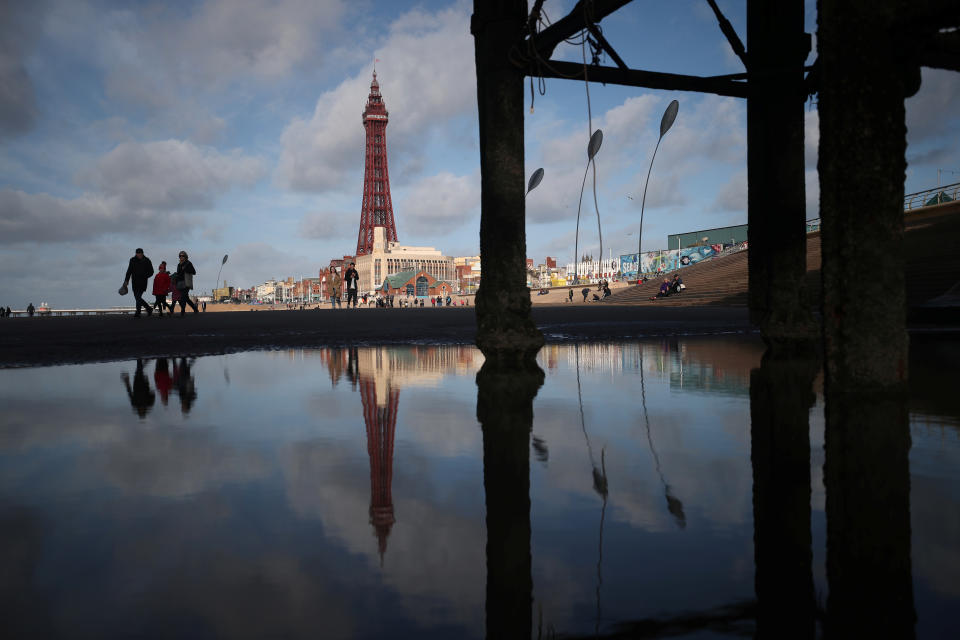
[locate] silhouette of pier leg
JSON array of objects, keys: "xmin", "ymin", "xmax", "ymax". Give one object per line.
[
  {"xmin": 746, "ymin": 0, "xmax": 817, "ymax": 356},
  {"xmin": 824, "ymin": 389, "xmax": 915, "ymax": 638},
  {"xmin": 471, "ymin": 0, "xmax": 544, "ymax": 367},
  {"xmin": 750, "ymin": 351, "xmax": 818, "ymax": 638},
  {"xmin": 818, "ymin": 0, "xmax": 916, "ymax": 391},
  {"xmin": 476, "ymin": 359, "xmax": 544, "ymax": 640}
]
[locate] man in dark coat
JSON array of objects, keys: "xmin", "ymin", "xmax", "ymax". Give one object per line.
[
  {"xmin": 343, "ymin": 262, "xmax": 360, "ymax": 308},
  {"xmin": 124, "ymin": 248, "xmax": 155, "ymax": 317}
]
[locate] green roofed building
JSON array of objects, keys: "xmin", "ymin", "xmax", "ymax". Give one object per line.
[{"xmin": 379, "ymin": 269, "xmax": 457, "ymax": 298}]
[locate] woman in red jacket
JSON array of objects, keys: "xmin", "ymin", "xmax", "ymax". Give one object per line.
[{"xmin": 152, "ymin": 261, "xmax": 173, "ymax": 316}]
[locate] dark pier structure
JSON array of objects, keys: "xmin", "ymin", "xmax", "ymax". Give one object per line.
[
  {"xmin": 470, "ymin": 0, "xmax": 960, "ymax": 381},
  {"xmin": 470, "ymin": 2, "xmax": 958, "ymax": 637}
]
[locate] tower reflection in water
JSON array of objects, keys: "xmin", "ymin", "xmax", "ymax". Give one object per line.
[{"xmin": 310, "ymin": 340, "xmax": 920, "ymax": 637}]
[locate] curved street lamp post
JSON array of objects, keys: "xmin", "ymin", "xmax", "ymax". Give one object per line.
[{"xmin": 637, "ymin": 100, "xmax": 679, "ymax": 276}]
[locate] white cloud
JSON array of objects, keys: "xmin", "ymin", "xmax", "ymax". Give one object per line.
[
  {"xmin": 80, "ymin": 140, "xmax": 265, "ymax": 211},
  {"xmin": 396, "ymin": 171, "xmax": 480, "ymax": 235},
  {"xmin": 299, "ymin": 210, "xmax": 356, "ymax": 241},
  {"xmin": 713, "ymin": 170, "xmax": 746, "ymax": 212},
  {"xmin": 0, "ymin": 0, "xmax": 41, "ymax": 138},
  {"xmin": 275, "ymin": 3, "xmax": 476, "ymax": 192},
  {"xmin": 0, "ymin": 189, "xmax": 156, "ymax": 244}
]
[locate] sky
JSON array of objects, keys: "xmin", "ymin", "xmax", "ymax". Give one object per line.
[{"xmin": 2, "ymin": 0, "xmax": 958, "ymax": 308}]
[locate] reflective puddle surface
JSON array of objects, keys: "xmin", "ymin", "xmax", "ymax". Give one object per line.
[{"xmin": 1, "ymin": 337, "xmax": 958, "ymax": 638}]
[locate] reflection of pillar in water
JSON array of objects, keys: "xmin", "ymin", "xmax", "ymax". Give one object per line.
[
  {"xmin": 360, "ymin": 377, "xmax": 398, "ymax": 564},
  {"xmin": 476, "ymin": 361, "xmax": 543, "ymax": 640},
  {"xmin": 824, "ymin": 391, "xmax": 915, "ymax": 638},
  {"xmin": 749, "ymin": 353, "xmax": 817, "ymax": 638}
]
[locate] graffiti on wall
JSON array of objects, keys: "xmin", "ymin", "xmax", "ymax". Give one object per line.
[{"xmin": 620, "ymin": 243, "xmax": 743, "ymax": 278}]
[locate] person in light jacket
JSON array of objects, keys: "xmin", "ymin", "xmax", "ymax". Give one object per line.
[
  {"xmin": 327, "ymin": 269, "xmax": 342, "ymax": 309},
  {"xmin": 174, "ymin": 251, "xmax": 199, "ymax": 316}
]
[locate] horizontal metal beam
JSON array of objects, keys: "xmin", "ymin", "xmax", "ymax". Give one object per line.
[
  {"xmin": 528, "ymin": 0, "xmax": 634, "ymax": 60},
  {"xmin": 529, "ymin": 59, "xmax": 749, "ymax": 98}
]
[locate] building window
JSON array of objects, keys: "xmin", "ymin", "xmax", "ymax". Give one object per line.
[
  {"xmin": 406, "ymin": 284, "xmax": 414, "ymax": 296},
  {"xmin": 416, "ymin": 276, "xmax": 429, "ymax": 297}
]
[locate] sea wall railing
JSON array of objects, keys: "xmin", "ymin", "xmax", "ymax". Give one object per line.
[{"xmin": 904, "ymin": 181, "xmax": 959, "ymax": 211}]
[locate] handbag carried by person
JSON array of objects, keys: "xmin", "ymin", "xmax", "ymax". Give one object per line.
[{"xmin": 178, "ymin": 273, "xmax": 194, "ymax": 289}]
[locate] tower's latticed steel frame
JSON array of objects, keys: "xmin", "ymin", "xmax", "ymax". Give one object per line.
[
  {"xmin": 356, "ymin": 72, "xmax": 398, "ymax": 256},
  {"xmin": 360, "ymin": 377, "xmax": 398, "ymax": 561}
]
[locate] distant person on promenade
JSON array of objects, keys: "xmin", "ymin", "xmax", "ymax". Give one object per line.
[
  {"xmin": 568, "ymin": 289, "xmax": 574, "ymax": 303},
  {"xmin": 27, "ymin": 302, "xmax": 35, "ymax": 317},
  {"xmin": 174, "ymin": 250, "xmax": 200, "ymax": 316},
  {"xmin": 343, "ymin": 262, "xmax": 360, "ymax": 308},
  {"xmin": 327, "ymin": 268, "xmax": 342, "ymax": 309},
  {"xmin": 123, "ymin": 247, "xmax": 155, "ymax": 318},
  {"xmin": 6, "ymin": 306, "xmax": 12, "ymax": 317},
  {"xmin": 152, "ymin": 261, "xmax": 172, "ymax": 317},
  {"xmin": 581, "ymin": 287, "xmax": 589, "ymax": 302}
]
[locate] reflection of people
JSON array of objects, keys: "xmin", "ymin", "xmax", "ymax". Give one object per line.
[
  {"xmin": 121, "ymin": 359, "xmax": 156, "ymax": 418},
  {"xmin": 172, "ymin": 357, "xmax": 197, "ymax": 414},
  {"xmin": 153, "ymin": 358, "xmax": 173, "ymax": 405},
  {"xmin": 123, "ymin": 248, "xmax": 155, "ymax": 318}
]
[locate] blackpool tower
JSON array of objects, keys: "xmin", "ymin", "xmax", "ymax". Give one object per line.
[{"xmin": 356, "ymin": 71, "xmax": 398, "ymax": 256}]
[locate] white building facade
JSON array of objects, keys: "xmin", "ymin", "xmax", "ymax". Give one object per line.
[{"xmin": 355, "ymin": 227, "xmax": 454, "ymax": 294}]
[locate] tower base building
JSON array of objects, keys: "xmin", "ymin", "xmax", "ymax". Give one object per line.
[{"xmin": 355, "ymin": 227, "xmax": 454, "ymax": 295}]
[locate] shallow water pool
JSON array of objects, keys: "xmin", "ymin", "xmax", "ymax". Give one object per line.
[{"xmin": 0, "ymin": 336, "xmax": 957, "ymax": 638}]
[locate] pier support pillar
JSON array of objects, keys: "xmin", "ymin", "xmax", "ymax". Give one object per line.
[
  {"xmin": 817, "ymin": 0, "xmax": 914, "ymax": 391},
  {"xmin": 747, "ymin": 0, "xmax": 817, "ymax": 356},
  {"xmin": 471, "ymin": 0, "xmax": 544, "ymax": 368}
]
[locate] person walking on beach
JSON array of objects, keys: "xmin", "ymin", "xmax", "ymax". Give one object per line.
[
  {"xmin": 343, "ymin": 262, "xmax": 360, "ymax": 308},
  {"xmin": 152, "ymin": 261, "xmax": 172, "ymax": 316},
  {"xmin": 327, "ymin": 268, "xmax": 342, "ymax": 309},
  {"xmin": 174, "ymin": 251, "xmax": 199, "ymax": 316},
  {"xmin": 581, "ymin": 287, "xmax": 589, "ymax": 302},
  {"xmin": 568, "ymin": 289, "xmax": 574, "ymax": 303},
  {"xmin": 27, "ymin": 302, "xmax": 35, "ymax": 317},
  {"xmin": 123, "ymin": 248, "xmax": 154, "ymax": 318}
]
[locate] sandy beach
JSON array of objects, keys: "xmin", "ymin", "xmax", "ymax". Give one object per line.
[{"xmin": 0, "ymin": 304, "xmax": 752, "ymax": 368}]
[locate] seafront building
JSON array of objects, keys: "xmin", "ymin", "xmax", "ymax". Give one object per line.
[{"xmin": 355, "ymin": 227, "xmax": 455, "ymax": 295}]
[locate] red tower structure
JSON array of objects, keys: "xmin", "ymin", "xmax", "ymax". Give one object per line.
[
  {"xmin": 360, "ymin": 376, "xmax": 398, "ymax": 563},
  {"xmin": 356, "ymin": 71, "xmax": 398, "ymax": 256}
]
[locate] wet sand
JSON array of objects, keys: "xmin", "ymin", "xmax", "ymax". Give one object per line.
[{"xmin": 0, "ymin": 305, "xmax": 752, "ymax": 368}]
